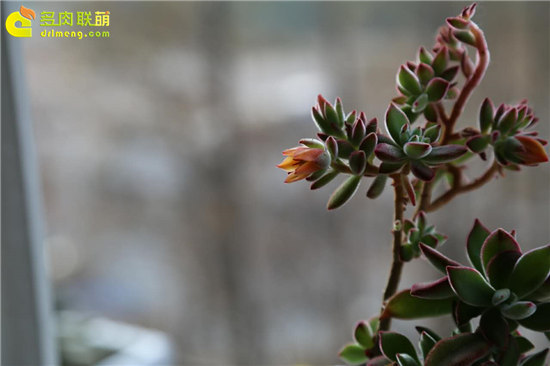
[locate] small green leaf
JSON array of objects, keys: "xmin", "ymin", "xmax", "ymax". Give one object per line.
[
  {"xmin": 382, "ymin": 289, "xmax": 453, "ymax": 320},
  {"xmin": 497, "ymin": 107, "xmax": 518, "ymax": 135},
  {"xmin": 481, "ymin": 229, "xmax": 521, "ymax": 274},
  {"xmin": 359, "ymin": 132, "xmax": 377, "ymax": 157},
  {"xmin": 426, "ymin": 77, "xmax": 450, "ymax": 102},
  {"xmin": 424, "ymin": 333, "xmax": 490, "ymax": 366},
  {"xmin": 508, "ymin": 244, "xmax": 550, "ymax": 298},
  {"xmin": 411, "ymin": 93, "xmax": 429, "ymax": 113},
  {"xmin": 423, "ymin": 124, "xmax": 441, "ymax": 143},
  {"xmin": 447, "ymin": 266, "xmax": 495, "ymax": 307},
  {"xmin": 379, "ymin": 332, "xmax": 419, "ymax": 363},
  {"xmin": 467, "ymin": 219, "xmax": 490, "ymax": 272},
  {"xmin": 327, "ymin": 175, "xmax": 361, "ymax": 210},
  {"xmin": 410, "ymin": 160, "xmax": 434, "ymax": 181},
  {"xmin": 310, "ymin": 170, "xmax": 339, "ymax": 190},
  {"xmin": 518, "ymin": 303, "xmax": 550, "ymax": 331},
  {"xmin": 479, "ymin": 98, "xmax": 494, "ymax": 133},
  {"xmin": 366, "ymin": 174, "xmax": 387, "ymax": 199},
  {"xmin": 404, "ymin": 142, "xmax": 432, "ymax": 159},
  {"xmin": 492, "ymin": 288, "xmax": 511, "ymax": 306},
  {"xmin": 354, "ymin": 321, "xmax": 374, "ymax": 349},
  {"xmin": 335, "ymin": 97, "xmax": 345, "ymax": 127},
  {"xmin": 385, "ymin": 104, "xmax": 410, "ymax": 144},
  {"xmin": 453, "ymin": 30, "xmax": 476, "ymax": 46},
  {"xmin": 431, "ymin": 47, "xmax": 448, "ymax": 75},
  {"xmin": 520, "ymin": 349, "xmax": 549, "ymax": 366},
  {"xmin": 501, "ymin": 301, "xmax": 537, "ymax": 320},
  {"xmin": 339, "ymin": 343, "xmax": 367, "ymax": 365},
  {"xmin": 418, "ymin": 47, "xmax": 433, "ymax": 64},
  {"xmin": 349, "ymin": 151, "xmax": 367, "ymax": 175},
  {"xmin": 466, "ymin": 135, "xmax": 490, "ymax": 153},
  {"xmin": 416, "ymin": 63, "xmax": 435, "ymax": 85},
  {"xmin": 398, "ymin": 65, "xmax": 423, "ymax": 95}
]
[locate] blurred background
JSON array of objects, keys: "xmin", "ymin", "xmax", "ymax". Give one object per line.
[{"xmin": 14, "ymin": 1, "xmax": 550, "ymax": 364}]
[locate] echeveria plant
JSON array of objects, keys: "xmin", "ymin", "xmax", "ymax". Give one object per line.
[{"xmin": 277, "ymin": 4, "xmax": 549, "ymax": 366}]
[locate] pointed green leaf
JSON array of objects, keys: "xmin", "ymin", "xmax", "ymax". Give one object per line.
[
  {"xmin": 398, "ymin": 65, "xmax": 423, "ymax": 95},
  {"xmin": 327, "ymin": 175, "xmax": 361, "ymax": 210},
  {"xmin": 424, "ymin": 333, "xmax": 491, "ymax": 366},
  {"xmin": 379, "ymin": 332, "xmax": 419, "ymax": 363},
  {"xmin": 419, "ymin": 243, "xmax": 461, "ymax": 274},
  {"xmin": 359, "ymin": 132, "xmax": 378, "ymax": 157},
  {"xmin": 508, "ymin": 244, "xmax": 550, "ymax": 298},
  {"xmin": 339, "ymin": 343, "xmax": 368, "ymax": 365},
  {"xmin": 479, "ymin": 98, "xmax": 494, "ymax": 133},
  {"xmin": 447, "ymin": 266, "xmax": 495, "ymax": 307},
  {"xmin": 417, "ymin": 63, "xmax": 435, "ymax": 85},
  {"xmin": 481, "ymin": 229, "xmax": 521, "ymax": 274},
  {"xmin": 426, "ymin": 77, "xmax": 450, "ymax": 102},
  {"xmin": 385, "ymin": 104, "xmax": 410, "ymax": 144},
  {"xmin": 423, "ymin": 124, "xmax": 441, "ymax": 143},
  {"xmin": 354, "ymin": 321, "xmax": 374, "ymax": 349},
  {"xmin": 382, "ymin": 289, "xmax": 453, "ymax": 320},
  {"xmin": 431, "ymin": 47, "xmax": 448, "ymax": 75},
  {"xmin": 467, "ymin": 219, "xmax": 490, "ymax": 272}
]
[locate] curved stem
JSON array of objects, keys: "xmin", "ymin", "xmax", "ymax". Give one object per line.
[
  {"xmin": 427, "ymin": 161, "xmax": 499, "ymax": 212},
  {"xmin": 443, "ymin": 22, "xmax": 490, "ymax": 144},
  {"xmin": 379, "ymin": 174, "xmax": 405, "ymax": 331}
]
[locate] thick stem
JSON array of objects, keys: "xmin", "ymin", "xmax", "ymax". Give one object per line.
[
  {"xmin": 379, "ymin": 174, "xmax": 405, "ymax": 331},
  {"xmin": 443, "ymin": 22, "xmax": 490, "ymax": 144}
]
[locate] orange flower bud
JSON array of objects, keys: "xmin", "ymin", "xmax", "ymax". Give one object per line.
[{"xmin": 277, "ymin": 146, "xmax": 330, "ymax": 183}]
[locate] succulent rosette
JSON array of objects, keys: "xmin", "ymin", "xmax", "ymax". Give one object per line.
[
  {"xmin": 374, "ymin": 103, "xmax": 467, "ymax": 181},
  {"xmin": 466, "ymin": 99, "xmax": 549, "ymax": 167}
]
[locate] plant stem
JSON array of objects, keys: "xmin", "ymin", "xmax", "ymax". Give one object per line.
[
  {"xmin": 443, "ymin": 21, "xmax": 490, "ymax": 144},
  {"xmin": 379, "ymin": 174, "xmax": 405, "ymax": 331},
  {"xmin": 427, "ymin": 161, "xmax": 499, "ymax": 212}
]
